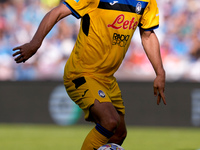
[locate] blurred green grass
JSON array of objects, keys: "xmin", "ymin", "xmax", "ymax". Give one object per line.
[{"xmin": 0, "ymin": 124, "xmax": 200, "ymax": 150}]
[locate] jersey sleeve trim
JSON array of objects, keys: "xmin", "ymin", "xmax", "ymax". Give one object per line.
[
  {"xmin": 63, "ymin": 1, "xmax": 81, "ymax": 19},
  {"xmin": 139, "ymin": 23, "xmax": 159, "ymax": 31}
]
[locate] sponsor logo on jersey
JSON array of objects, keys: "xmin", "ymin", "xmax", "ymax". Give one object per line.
[
  {"xmin": 74, "ymin": 0, "xmax": 79, "ymax": 2},
  {"xmin": 135, "ymin": 2, "xmax": 142, "ymax": 14},
  {"xmin": 98, "ymin": 90, "xmax": 106, "ymax": 98},
  {"xmin": 112, "ymin": 33, "xmax": 130, "ymax": 47},
  {"xmin": 107, "ymin": 14, "xmax": 138, "ymax": 30}
]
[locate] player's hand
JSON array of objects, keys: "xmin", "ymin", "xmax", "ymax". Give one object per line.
[
  {"xmin": 12, "ymin": 42, "xmax": 39, "ymax": 63},
  {"xmin": 153, "ymin": 74, "xmax": 166, "ymax": 105}
]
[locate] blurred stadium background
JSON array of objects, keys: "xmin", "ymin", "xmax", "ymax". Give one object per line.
[
  {"xmin": 0, "ymin": 0, "xmax": 200, "ymax": 81},
  {"xmin": 0, "ymin": 0, "xmax": 200, "ymax": 149}
]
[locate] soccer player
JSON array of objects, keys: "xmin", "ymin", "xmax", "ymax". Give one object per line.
[{"xmin": 13, "ymin": 0, "xmax": 166, "ymax": 149}]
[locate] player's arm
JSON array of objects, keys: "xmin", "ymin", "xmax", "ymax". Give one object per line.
[
  {"xmin": 13, "ymin": 3, "xmax": 72, "ymax": 63},
  {"xmin": 140, "ymin": 28, "xmax": 166, "ymax": 105}
]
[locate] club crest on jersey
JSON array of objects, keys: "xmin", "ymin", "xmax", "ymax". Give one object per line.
[
  {"xmin": 136, "ymin": 2, "xmax": 142, "ymax": 14},
  {"xmin": 98, "ymin": 90, "xmax": 106, "ymax": 98}
]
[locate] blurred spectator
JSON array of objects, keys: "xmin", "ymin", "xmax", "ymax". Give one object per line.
[{"xmin": 0, "ymin": 0, "xmax": 199, "ymax": 81}]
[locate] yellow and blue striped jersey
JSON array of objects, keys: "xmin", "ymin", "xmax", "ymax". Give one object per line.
[{"xmin": 63, "ymin": 0, "xmax": 159, "ymax": 81}]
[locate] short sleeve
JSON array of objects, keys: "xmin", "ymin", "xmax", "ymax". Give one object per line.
[
  {"xmin": 139, "ymin": 0, "xmax": 159, "ymax": 31},
  {"xmin": 63, "ymin": 0, "xmax": 99, "ymax": 19}
]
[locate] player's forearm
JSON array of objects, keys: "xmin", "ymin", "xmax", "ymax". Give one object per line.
[
  {"xmin": 141, "ymin": 30, "xmax": 165, "ymax": 76},
  {"xmin": 30, "ymin": 10, "xmax": 60, "ymax": 48},
  {"xmin": 30, "ymin": 4, "xmax": 71, "ymax": 48}
]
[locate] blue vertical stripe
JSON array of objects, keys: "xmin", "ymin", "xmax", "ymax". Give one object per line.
[{"xmin": 63, "ymin": 2, "xmax": 81, "ymax": 19}]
